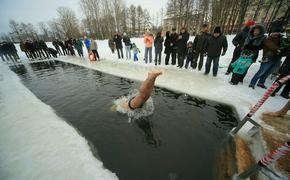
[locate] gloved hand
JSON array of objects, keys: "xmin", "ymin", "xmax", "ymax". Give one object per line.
[{"xmin": 221, "ymin": 51, "xmax": 226, "ymax": 56}]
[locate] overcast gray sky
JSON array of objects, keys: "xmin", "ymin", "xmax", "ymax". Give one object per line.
[{"xmin": 0, "ymin": 0, "xmax": 167, "ymax": 33}]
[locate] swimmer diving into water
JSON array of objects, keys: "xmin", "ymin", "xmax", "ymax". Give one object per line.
[{"xmin": 120, "ymin": 69, "xmax": 162, "ymax": 110}]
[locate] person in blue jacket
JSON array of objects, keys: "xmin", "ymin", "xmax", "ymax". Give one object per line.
[
  {"xmin": 230, "ymin": 47, "xmax": 253, "ymax": 85},
  {"xmin": 84, "ymin": 36, "xmax": 91, "ymax": 51}
]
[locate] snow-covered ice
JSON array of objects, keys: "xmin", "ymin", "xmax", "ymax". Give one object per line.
[
  {"xmin": 0, "ymin": 60, "xmax": 118, "ymax": 179},
  {"xmin": 0, "ymin": 35, "xmax": 288, "ymax": 179}
]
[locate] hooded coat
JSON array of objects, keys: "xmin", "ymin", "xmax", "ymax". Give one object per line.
[
  {"xmin": 243, "ymin": 24, "xmax": 266, "ymax": 60},
  {"xmin": 232, "ymin": 27, "xmax": 250, "ymax": 47}
]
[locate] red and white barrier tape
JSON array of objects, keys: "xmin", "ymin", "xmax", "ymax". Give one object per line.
[
  {"xmin": 259, "ymin": 141, "xmax": 290, "ymax": 167},
  {"xmin": 247, "ymin": 75, "xmax": 290, "ymax": 117}
]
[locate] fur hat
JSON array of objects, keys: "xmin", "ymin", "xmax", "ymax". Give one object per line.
[{"xmin": 213, "ymin": 26, "xmax": 221, "ymax": 33}]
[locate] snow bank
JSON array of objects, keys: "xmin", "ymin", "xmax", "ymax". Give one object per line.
[{"xmin": 0, "ymin": 64, "xmax": 118, "ymax": 180}]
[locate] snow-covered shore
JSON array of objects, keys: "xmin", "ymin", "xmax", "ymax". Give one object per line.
[{"xmin": 0, "ymin": 61, "xmax": 118, "ymax": 179}]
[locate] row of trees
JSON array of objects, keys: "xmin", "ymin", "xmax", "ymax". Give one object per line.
[
  {"xmin": 1, "ymin": 0, "xmax": 155, "ymax": 42},
  {"xmin": 79, "ymin": 0, "xmax": 155, "ymax": 39},
  {"xmin": 1, "ymin": 0, "xmax": 289, "ymax": 42},
  {"xmin": 1, "ymin": 6, "xmax": 80, "ymax": 42},
  {"xmin": 165, "ymin": 0, "xmax": 289, "ymax": 34},
  {"xmin": 1, "ymin": 1, "xmax": 154, "ymax": 42}
]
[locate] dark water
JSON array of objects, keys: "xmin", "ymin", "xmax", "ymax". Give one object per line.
[{"xmin": 10, "ymin": 61, "xmax": 238, "ymax": 180}]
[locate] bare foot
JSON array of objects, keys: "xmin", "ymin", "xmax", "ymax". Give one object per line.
[
  {"xmin": 262, "ymin": 111, "xmax": 285, "ymax": 117},
  {"xmin": 148, "ymin": 69, "xmax": 163, "ymax": 78}
]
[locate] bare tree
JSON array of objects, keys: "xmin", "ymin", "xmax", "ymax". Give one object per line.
[
  {"xmin": 56, "ymin": 6, "xmax": 80, "ymax": 38},
  {"xmin": 38, "ymin": 22, "xmax": 50, "ymax": 41},
  {"xmin": 9, "ymin": 20, "xmax": 22, "ymax": 42},
  {"xmin": 128, "ymin": 5, "xmax": 137, "ymax": 35}
]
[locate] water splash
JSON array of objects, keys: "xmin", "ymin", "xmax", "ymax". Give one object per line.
[{"xmin": 113, "ymin": 89, "xmax": 154, "ymax": 122}]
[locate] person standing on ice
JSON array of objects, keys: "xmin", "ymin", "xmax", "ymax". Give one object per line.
[
  {"xmin": 241, "ymin": 24, "xmax": 266, "ymax": 82},
  {"xmin": 108, "ymin": 38, "xmax": 115, "ymax": 54},
  {"xmin": 154, "ymin": 31, "xmax": 164, "ymax": 66},
  {"xmin": 90, "ymin": 38, "xmax": 100, "ymax": 61},
  {"xmin": 193, "ymin": 24, "xmax": 210, "ymax": 70},
  {"xmin": 131, "ymin": 43, "xmax": 140, "ymax": 62},
  {"xmin": 184, "ymin": 41, "xmax": 195, "ymax": 69},
  {"xmin": 74, "ymin": 39, "xmax": 84, "ymax": 57},
  {"xmin": 204, "ymin": 26, "xmax": 228, "ymax": 77},
  {"xmin": 248, "ymin": 28, "xmax": 283, "ymax": 89},
  {"xmin": 169, "ymin": 28, "xmax": 178, "ymax": 65},
  {"xmin": 84, "ymin": 36, "xmax": 91, "ymax": 52},
  {"xmin": 177, "ymin": 27, "xmax": 190, "ymax": 68},
  {"xmin": 113, "ymin": 33, "xmax": 124, "ymax": 59},
  {"xmin": 164, "ymin": 31, "xmax": 172, "ymax": 65},
  {"xmin": 144, "ymin": 32, "xmax": 154, "ymax": 64},
  {"xmin": 225, "ymin": 20, "xmax": 255, "ymax": 75},
  {"xmin": 271, "ymin": 26, "xmax": 290, "ymax": 99},
  {"xmin": 52, "ymin": 39, "xmax": 63, "ymax": 56},
  {"xmin": 123, "ymin": 33, "xmax": 131, "ymax": 59}
]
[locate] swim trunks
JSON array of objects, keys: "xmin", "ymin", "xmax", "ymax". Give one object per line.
[{"xmin": 128, "ymin": 97, "xmax": 144, "ymax": 110}]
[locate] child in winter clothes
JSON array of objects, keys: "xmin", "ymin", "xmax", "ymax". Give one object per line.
[
  {"xmin": 185, "ymin": 41, "xmax": 195, "ymax": 69},
  {"xmin": 131, "ymin": 43, "xmax": 140, "ymax": 62},
  {"xmin": 230, "ymin": 47, "xmax": 253, "ymax": 85}
]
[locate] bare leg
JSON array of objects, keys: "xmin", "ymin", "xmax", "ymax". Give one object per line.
[
  {"xmin": 263, "ymin": 100, "xmax": 290, "ymax": 117},
  {"xmin": 121, "ymin": 70, "xmax": 162, "ymax": 109}
]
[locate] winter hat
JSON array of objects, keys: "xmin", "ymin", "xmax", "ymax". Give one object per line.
[
  {"xmin": 272, "ymin": 27, "xmax": 282, "ymax": 33},
  {"xmin": 244, "ymin": 20, "xmax": 255, "ymax": 28},
  {"xmin": 213, "ymin": 26, "xmax": 221, "ymax": 33}
]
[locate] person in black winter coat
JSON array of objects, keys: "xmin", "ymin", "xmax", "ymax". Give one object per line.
[
  {"xmin": 39, "ymin": 40, "xmax": 51, "ymax": 58},
  {"xmin": 164, "ymin": 31, "xmax": 172, "ymax": 65},
  {"xmin": 154, "ymin": 32, "xmax": 164, "ymax": 65},
  {"xmin": 204, "ymin": 27, "xmax": 228, "ymax": 77},
  {"xmin": 170, "ymin": 28, "xmax": 178, "ymax": 65},
  {"xmin": 193, "ymin": 24, "xmax": 210, "ymax": 70},
  {"xmin": 67, "ymin": 38, "xmax": 76, "ymax": 56},
  {"xmin": 113, "ymin": 33, "xmax": 123, "ymax": 59},
  {"xmin": 185, "ymin": 41, "xmax": 195, "ymax": 69},
  {"xmin": 52, "ymin": 39, "xmax": 63, "ymax": 55},
  {"xmin": 271, "ymin": 27, "xmax": 290, "ymax": 99},
  {"xmin": 271, "ymin": 51, "xmax": 290, "ymax": 99},
  {"xmin": 225, "ymin": 20, "xmax": 255, "ymax": 75},
  {"xmin": 59, "ymin": 40, "xmax": 67, "ymax": 55},
  {"xmin": 177, "ymin": 27, "xmax": 190, "ymax": 68}
]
